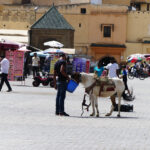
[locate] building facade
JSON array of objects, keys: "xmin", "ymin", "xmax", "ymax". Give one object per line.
[
  {"xmin": 57, "ymin": 4, "xmax": 128, "ymax": 62},
  {"xmin": 125, "ymin": 11, "xmax": 150, "ymax": 59},
  {"xmin": 0, "ymin": 0, "xmax": 150, "ymax": 62},
  {"xmin": 0, "ymin": 0, "xmax": 131, "ymax": 6}
]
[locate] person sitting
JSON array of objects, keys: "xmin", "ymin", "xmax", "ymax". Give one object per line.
[
  {"xmin": 85, "ymin": 61, "xmax": 104, "ymax": 94},
  {"xmin": 94, "ymin": 61, "xmax": 104, "ymax": 79}
]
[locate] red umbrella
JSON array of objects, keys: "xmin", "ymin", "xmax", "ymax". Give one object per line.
[
  {"xmin": 130, "ymin": 57, "xmax": 138, "ymax": 63},
  {"xmin": 146, "ymin": 57, "xmax": 150, "ymax": 60},
  {"xmin": 129, "ymin": 57, "xmax": 142, "ymax": 63}
]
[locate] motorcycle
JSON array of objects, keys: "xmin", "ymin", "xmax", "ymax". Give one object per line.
[{"xmin": 32, "ymin": 72, "xmax": 54, "ymax": 87}]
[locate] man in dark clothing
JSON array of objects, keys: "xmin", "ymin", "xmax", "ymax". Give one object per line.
[{"xmin": 53, "ymin": 54, "xmax": 70, "ymax": 116}]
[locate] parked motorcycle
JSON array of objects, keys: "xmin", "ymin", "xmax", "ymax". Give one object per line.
[
  {"xmin": 32, "ymin": 72, "xmax": 54, "ymax": 87},
  {"xmin": 128, "ymin": 67, "xmax": 149, "ymax": 80}
]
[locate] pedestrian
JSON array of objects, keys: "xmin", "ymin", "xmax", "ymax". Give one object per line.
[
  {"xmin": 44, "ymin": 55, "xmax": 51, "ymax": 72},
  {"xmin": 32, "ymin": 53, "xmax": 40, "ymax": 78},
  {"xmin": 53, "ymin": 53, "xmax": 70, "ymax": 116},
  {"xmin": 143, "ymin": 61, "xmax": 149, "ymax": 73},
  {"xmin": 0, "ymin": 56, "xmax": 12, "ymax": 92},
  {"xmin": 121, "ymin": 65, "xmax": 131, "ymax": 96},
  {"xmin": 105, "ymin": 58, "xmax": 119, "ymax": 78}
]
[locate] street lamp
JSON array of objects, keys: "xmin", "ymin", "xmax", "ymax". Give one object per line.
[{"xmin": 34, "ymin": 6, "xmax": 39, "ymax": 22}]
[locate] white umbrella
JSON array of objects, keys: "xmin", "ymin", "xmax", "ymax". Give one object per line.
[
  {"xmin": 30, "ymin": 51, "xmax": 50, "ymax": 57},
  {"xmin": 17, "ymin": 46, "xmax": 31, "ymax": 52},
  {"xmin": 44, "ymin": 41, "xmax": 64, "ymax": 48},
  {"xmin": 44, "ymin": 48, "xmax": 64, "ymax": 54}
]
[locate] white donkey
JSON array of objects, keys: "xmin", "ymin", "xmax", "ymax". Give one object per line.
[{"xmin": 72, "ymin": 72, "xmax": 125, "ymax": 117}]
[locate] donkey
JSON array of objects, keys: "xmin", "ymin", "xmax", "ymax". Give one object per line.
[{"xmin": 71, "ymin": 72, "xmax": 125, "ymax": 117}]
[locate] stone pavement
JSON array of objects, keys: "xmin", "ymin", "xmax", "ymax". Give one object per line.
[{"xmin": 0, "ymin": 77, "xmax": 150, "ymax": 150}]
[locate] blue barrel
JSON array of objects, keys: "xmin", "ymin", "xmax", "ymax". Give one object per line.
[{"xmin": 67, "ymin": 79, "xmax": 78, "ymax": 93}]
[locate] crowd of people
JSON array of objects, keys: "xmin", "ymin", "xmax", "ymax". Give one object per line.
[{"xmin": 129, "ymin": 61, "xmax": 150, "ymax": 77}]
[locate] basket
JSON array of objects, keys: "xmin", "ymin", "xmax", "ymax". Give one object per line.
[{"xmin": 67, "ymin": 79, "xmax": 78, "ymax": 93}]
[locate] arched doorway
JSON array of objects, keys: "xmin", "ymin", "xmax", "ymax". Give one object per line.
[{"xmin": 98, "ymin": 56, "xmax": 117, "ymax": 66}]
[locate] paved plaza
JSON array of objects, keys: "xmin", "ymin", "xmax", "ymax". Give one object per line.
[{"xmin": 0, "ymin": 77, "xmax": 150, "ymax": 150}]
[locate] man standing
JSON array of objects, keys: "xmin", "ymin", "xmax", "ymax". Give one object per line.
[
  {"xmin": 53, "ymin": 54, "xmax": 70, "ymax": 116},
  {"xmin": 32, "ymin": 53, "xmax": 40, "ymax": 78},
  {"xmin": 106, "ymin": 59, "xmax": 119, "ymax": 78},
  {"xmin": 0, "ymin": 56, "xmax": 12, "ymax": 92}
]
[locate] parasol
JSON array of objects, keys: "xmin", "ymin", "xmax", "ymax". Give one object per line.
[
  {"xmin": 30, "ymin": 51, "xmax": 50, "ymax": 57},
  {"xmin": 43, "ymin": 48, "xmax": 63, "ymax": 54},
  {"xmin": 17, "ymin": 46, "xmax": 31, "ymax": 52},
  {"xmin": 44, "ymin": 41, "xmax": 64, "ymax": 48}
]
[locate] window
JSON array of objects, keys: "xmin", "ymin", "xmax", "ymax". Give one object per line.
[
  {"xmin": 100, "ymin": 24, "xmax": 114, "ymax": 38},
  {"xmin": 79, "ymin": 23, "xmax": 81, "ymax": 28},
  {"xmin": 22, "ymin": 0, "xmax": 31, "ymax": 4},
  {"xmin": 103, "ymin": 26, "xmax": 111, "ymax": 38},
  {"xmin": 81, "ymin": 8, "xmax": 86, "ymax": 14}
]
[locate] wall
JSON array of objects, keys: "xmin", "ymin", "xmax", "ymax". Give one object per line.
[
  {"xmin": 102, "ymin": 0, "xmax": 131, "ymax": 6},
  {"xmin": 124, "ymin": 42, "xmax": 142, "ymax": 58},
  {"xmin": 0, "ymin": 0, "xmax": 13, "ymax": 5},
  {"xmin": 125, "ymin": 11, "xmax": 150, "ymax": 58},
  {"xmin": 88, "ymin": 13, "xmax": 127, "ymax": 45},
  {"xmin": 124, "ymin": 42, "xmax": 150, "ymax": 58},
  {"xmin": 127, "ymin": 11, "xmax": 150, "ymax": 42},
  {"xmin": 0, "ymin": 0, "xmax": 132, "ymax": 6},
  {"xmin": 59, "ymin": 4, "xmax": 127, "ymax": 47},
  {"xmin": 31, "ymin": 0, "xmax": 70, "ymax": 6},
  {"xmin": 0, "ymin": 8, "xmax": 36, "ymax": 30},
  {"xmin": 70, "ymin": 0, "xmax": 90, "ymax": 4},
  {"xmin": 12, "ymin": 0, "xmax": 22, "ymax": 4}
]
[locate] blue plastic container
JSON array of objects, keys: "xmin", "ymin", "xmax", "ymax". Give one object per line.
[{"xmin": 67, "ymin": 79, "xmax": 79, "ymax": 93}]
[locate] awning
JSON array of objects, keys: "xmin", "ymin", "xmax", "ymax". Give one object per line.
[
  {"xmin": 0, "ymin": 38, "xmax": 25, "ymax": 50},
  {"xmin": 60, "ymin": 48, "xmax": 75, "ymax": 54},
  {"xmin": 91, "ymin": 43, "xmax": 126, "ymax": 48},
  {"xmin": 0, "ymin": 29, "xmax": 28, "ymax": 44}
]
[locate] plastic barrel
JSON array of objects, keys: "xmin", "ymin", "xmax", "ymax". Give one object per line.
[{"xmin": 67, "ymin": 79, "xmax": 78, "ymax": 93}]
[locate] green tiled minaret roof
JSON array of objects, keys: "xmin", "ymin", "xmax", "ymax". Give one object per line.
[{"xmin": 31, "ymin": 5, "xmax": 74, "ymax": 30}]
